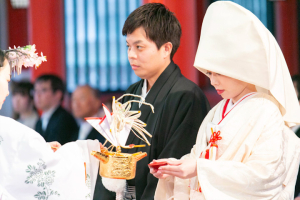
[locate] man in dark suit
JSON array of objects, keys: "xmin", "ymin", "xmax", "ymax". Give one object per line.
[
  {"xmin": 71, "ymin": 85, "xmax": 105, "ymax": 143},
  {"xmin": 34, "ymin": 74, "xmax": 78, "ymax": 145},
  {"xmin": 94, "ymin": 3, "xmax": 210, "ymax": 200}
]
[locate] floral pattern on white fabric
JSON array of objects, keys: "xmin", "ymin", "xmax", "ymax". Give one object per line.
[
  {"xmin": 85, "ymin": 174, "xmax": 91, "ymax": 199},
  {"xmin": 24, "ymin": 159, "xmax": 60, "ymax": 200}
]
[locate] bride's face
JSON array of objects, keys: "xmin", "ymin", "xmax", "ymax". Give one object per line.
[
  {"xmin": 206, "ymin": 70, "xmax": 250, "ymax": 102},
  {"xmin": 0, "ymin": 59, "xmax": 11, "ymax": 109}
]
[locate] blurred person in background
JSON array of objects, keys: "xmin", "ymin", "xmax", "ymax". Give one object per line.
[
  {"xmin": 34, "ymin": 74, "xmax": 78, "ymax": 145},
  {"xmin": 72, "ymin": 85, "xmax": 105, "ymax": 142},
  {"xmin": 11, "ymin": 81, "xmax": 38, "ymax": 129}
]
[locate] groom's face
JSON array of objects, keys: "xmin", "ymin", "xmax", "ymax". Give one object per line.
[{"xmin": 126, "ymin": 27, "xmax": 168, "ymax": 81}]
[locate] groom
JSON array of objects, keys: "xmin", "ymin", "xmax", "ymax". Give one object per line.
[{"xmin": 93, "ymin": 3, "xmax": 210, "ymax": 200}]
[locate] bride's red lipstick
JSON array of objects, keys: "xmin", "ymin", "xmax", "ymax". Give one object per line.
[{"xmin": 216, "ymin": 90, "xmax": 224, "ymax": 95}]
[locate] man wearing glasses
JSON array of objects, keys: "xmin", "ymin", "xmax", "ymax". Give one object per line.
[{"xmin": 34, "ymin": 74, "xmax": 78, "ymax": 145}]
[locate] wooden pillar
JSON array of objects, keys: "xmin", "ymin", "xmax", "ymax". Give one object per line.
[
  {"xmin": 28, "ymin": 0, "xmax": 66, "ymax": 81},
  {"xmin": 7, "ymin": 0, "xmax": 28, "ymax": 48},
  {"xmin": 274, "ymin": 0, "xmax": 299, "ymax": 75},
  {"xmin": 144, "ymin": 0, "xmax": 199, "ymax": 84}
]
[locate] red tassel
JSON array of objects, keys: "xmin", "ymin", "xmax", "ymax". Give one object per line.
[
  {"xmin": 209, "ymin": 131, "xmax": 222, "ymax": 144},
  {"xmin": 84, "ymin": 162, "xmax": 87, "ymax": 183},
  {"xmin": 205, "ymin": 149, "xmax": 209, "ymax": 159},
  {"xmin": 199, "ymin": 187, "xmax": 202, "ymax": 192}
]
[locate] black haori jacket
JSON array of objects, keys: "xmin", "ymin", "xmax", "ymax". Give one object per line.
[{"xmin": 93, "ymin": 61, "xmax": 210, "ymax": 200}]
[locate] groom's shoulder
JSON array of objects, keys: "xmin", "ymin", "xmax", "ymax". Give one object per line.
[
  {"xmin": 125, "ymin": 80, "xmax": 143, "ymax": 94},
  {"xmin": 171, "ymin": 75, "xmax": 205, "ymax": 100}
]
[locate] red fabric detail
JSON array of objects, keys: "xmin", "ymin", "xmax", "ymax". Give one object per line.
[
  {"xmin": 222, "ymin": 99, "xmax": 230, "ymax": 119},
  {"xmin": 218, "ymin": 93, "xmax": 255, "ymax": 125},
  {"xmin": 84, "ymin": 162, "xmax": 87, "ymax": 183},
  {"xmin": 209, "ymin": 131, "xmax": 222, "ymax": 144},
  {"xmin": 205, "ymin": 149, "xmax": 209, "ymax": 159},
  {"xmin": 211, "ymin": 143, "xmax": 218, "ymax": 147}
]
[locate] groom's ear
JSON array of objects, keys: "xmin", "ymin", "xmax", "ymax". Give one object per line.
[{"xmin": 161, "ymin": 42, "xmax": 173, "ymax": 60}]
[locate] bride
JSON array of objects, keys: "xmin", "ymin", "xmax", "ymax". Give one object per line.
[
  {"xmin": 0, "ymin": 49, "xmax": 100, "ymax": 200},
  {"xmin": 150, "ymin": 2, "xmax": 300, "ymax": 199}
]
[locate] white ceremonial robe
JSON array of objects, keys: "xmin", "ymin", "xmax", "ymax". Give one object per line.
[
  {"xmin": 155, "ymin": 93, "xmax": 300, "ymax": 200},
  {"xmin": 0, "ymin": 116, "xmax": 100, "ymax": 200}
]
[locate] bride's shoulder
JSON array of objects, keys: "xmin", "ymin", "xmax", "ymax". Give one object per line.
[
  {"xmin": 248, "ymin": 93, "xmax": 281, "ymax": 112},
  {"xmin": 251, "ymin": 93, "xmax": 278, "ymax": 104}
]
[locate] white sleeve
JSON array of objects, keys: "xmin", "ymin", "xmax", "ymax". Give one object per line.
[
  {"xmin": 0, "ymin": 116, "xmax": 100, "ymax": 200},
  {"xmin": 197, "ymin": 106, "xmax": 286, "ymax": 200}
]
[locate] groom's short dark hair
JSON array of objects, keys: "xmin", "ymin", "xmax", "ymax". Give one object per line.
[{"xmin": 122, "ymin": 3, "xmax": 181, "ymax": 59}]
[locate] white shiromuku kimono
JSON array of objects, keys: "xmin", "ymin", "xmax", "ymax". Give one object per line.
[
  {"xmin": 155, "ymin": 93, "xmax": 300, "ymax": 199},
  {"xmin": 155, "ymin": 1, "xmax": 300, "ymax": 199},
  {"xmin": 0, "ymin": 116, "xmax": 100, "ymax": 200}
]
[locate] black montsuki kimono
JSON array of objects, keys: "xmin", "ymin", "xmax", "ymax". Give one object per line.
[{"xmin": 93, "ymin": 61, "xmax": 210, "ymax": 200}]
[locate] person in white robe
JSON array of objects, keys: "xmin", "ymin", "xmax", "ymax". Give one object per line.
[
  {"xmin": 0, "ymin": 50, "xmax": 101, "ymax": 200},
  {"xmin": 150, "ymin": 1, "xmax": 300, "ymax": 200}
]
